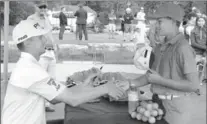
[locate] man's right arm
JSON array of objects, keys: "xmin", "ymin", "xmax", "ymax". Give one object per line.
[
  {"xmin": 51, "ymin": 84, "xmax": 108, "ymax": 107},
  {"xmin": 27, "ymin": 73, "xmax": 125, "ymax": 107}
]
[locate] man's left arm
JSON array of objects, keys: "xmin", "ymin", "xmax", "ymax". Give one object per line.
[{"xmin": 147, "ymin": 45, "xmax": 200, "ymax": 92}]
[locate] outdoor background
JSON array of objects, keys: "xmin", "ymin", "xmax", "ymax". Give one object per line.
[{"xmin": 1, "ymin": 1, "xmax": 207, "ymax": 64}]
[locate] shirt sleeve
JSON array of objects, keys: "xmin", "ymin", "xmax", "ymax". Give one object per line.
[
  {"xmin": 11, "ymin": 66, "xmax": 66, "ymax": 101},
  {"xmin": 177, "ymin": 43, "xmax": 197, "ymax": 74},
  {"xmin": 28, "ymin": 78, "xmax": 66, "ymax": 101}
]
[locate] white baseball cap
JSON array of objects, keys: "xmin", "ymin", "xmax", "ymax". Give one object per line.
[{"xmin": 13, "ymin": 19, "xmax": 50, "ymax": 44}]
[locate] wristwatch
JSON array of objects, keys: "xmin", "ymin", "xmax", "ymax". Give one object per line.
[{"xmin": 66, "ymin": 77, "xmax": 77, "ymax": 88}]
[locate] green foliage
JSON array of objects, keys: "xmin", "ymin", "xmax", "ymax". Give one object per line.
[
  {"xmin": 0, "ymin": 1, "xmax": 206, "ymax": 26},
  {"xmin": 0, "ymin": 1, "xmax": 35, "ymax": 26}
]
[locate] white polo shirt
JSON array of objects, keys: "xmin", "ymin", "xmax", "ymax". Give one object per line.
[
  {"xmin": 2, "ymin": 52, "xmax": 66, "ymax": 124},
  {"xmin": 136, "ymin": 12, "xmax": 145, "ymax": 21}
]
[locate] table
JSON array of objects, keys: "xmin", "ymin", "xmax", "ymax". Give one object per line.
[{"xmin": 64, "ymin": 98, "xmax": 169, "ymax": 124}]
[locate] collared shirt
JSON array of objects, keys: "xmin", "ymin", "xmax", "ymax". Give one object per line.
[
  {"xmin": 123, "ymin": 13, "xmax": 134, "ymax": 24},
  {"xmin": 74, "ymin": 8, "xmax": 88, "ymax": 25},
  {"xmin": 108, "ymin": 13, "xmax": 116, "ymax": 24},
  {"xmin": 191, "ymin": 26, "xmax": 207, "ymax": 55},
  {"xmin": 151, "ymin": 33, "xmax": 197, "ymax": 95},
  {"xmin": 136, "ymin": 12, "xmax": 145, "ymax": 21},
  {"xmin": 59, "ymin": 12, "xmax": 68, "ymax": 26},
  {"xmin": 2, "ymin": 52, "xmax": 66, "ymax": 124}
]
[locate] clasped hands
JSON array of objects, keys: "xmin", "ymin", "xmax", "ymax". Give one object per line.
[{"xmin": 82, "ymin": 72, "xmax": 128, "ymax": 101}]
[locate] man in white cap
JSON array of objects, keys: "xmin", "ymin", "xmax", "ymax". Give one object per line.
[
  {"xmin": 28, "ymin": 1, "xmax": 58, "ymax": 112},
  {"xmin": 2, "ymin": 18, "xmax": 125, "ymax": 124},
  {"xmin": 135, "ymin": 7, "xmax": 147, "ymax": 43},
  {"xmin": 127, "ymin": 3, "xmax": 200, "ymax": 124}
]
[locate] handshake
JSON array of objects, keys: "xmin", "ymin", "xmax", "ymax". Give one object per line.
[{"xmin": 82, "ymin": 72, "xmax": 130, "ymax": 101}]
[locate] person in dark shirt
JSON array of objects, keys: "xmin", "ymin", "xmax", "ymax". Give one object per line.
[
  {"xmin": 59, "ymin": 7, "xmax": 67, "ymax": 40},
  {"xmin": 123, "ymin": 8, "xmax": 134, "ymax": 42},
  {"xmin": 190, "ymin": 17, "xmax": 206, "ymax": 56},
  {"xmin": 74, "ymin": 4, "xmax": 88, "ymax": 41},
  {"xmin": 190, "ymin": 17, "xmax": 206, "ymax": 84}
]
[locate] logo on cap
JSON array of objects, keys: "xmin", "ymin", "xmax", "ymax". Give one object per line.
[{"xmin": 18, "ymin": 35, "xmax": 28, "ymax": 41}]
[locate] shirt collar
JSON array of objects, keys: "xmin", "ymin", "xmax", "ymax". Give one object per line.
[
  {"xmin": 164, "ymin": 33, "xmax": 185, "ymax": 45},
  {"xmin": 20, "ymin": 52, "xmax": 38, "ymax": 64}
]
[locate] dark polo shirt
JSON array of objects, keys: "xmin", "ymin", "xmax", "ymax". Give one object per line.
[
  {"xmin": 190, "ymin": 27, "xmax": 207, "ymax": 55},
  {"xmin": 151, "ymin": 33, "xmax": 197, "ymax": 95},
  {"xmin": 123, "ymin": 13, "xmax": 134, "ymax": 24}
]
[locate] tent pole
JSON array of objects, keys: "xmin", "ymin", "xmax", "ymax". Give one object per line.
[{"xmin": 3, "ymin": 1, "xmax": 9, "ymax": 84}]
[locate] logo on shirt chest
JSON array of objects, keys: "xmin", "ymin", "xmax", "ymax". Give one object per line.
[{"xmin": 33, "ymin": 23, "xmax": 44, "ymax": 29}]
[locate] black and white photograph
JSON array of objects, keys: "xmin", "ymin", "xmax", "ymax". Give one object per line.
[{"xmin": 0, "ymin": 0, "xmax": 206, "ymax": 124}]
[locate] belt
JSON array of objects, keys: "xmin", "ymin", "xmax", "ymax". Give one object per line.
[{"xmin": 158, "ymin": 94, "xmax": 180, "ymax": 100}]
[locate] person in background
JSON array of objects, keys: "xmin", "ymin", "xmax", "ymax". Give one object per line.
[
  {"xmin": 74, "ymin": 4, "xmax": 88, "ymax": 41},
  {"xmin": 59, "ymin": 7, "xmax": 67, "ymax": 40},
  {"xmin": 134, "ymin": 7, "xmax": 147, "ymax": 45},
  {"xmin": 190, "ymin": 17, "xmax": 206, "ymax": 85},
  {"xmin": 119, "ymin": 15, "xmax": 125, "ymax": 39},
  {"xmin": 184, "ymin": 12, "xmax": 197, "ymax": 44},
  {"xmin": 136, "ymin": 7, "xmax": 146, "ymax": 30},
  {"xmin": 108, "ymin": 9, "xmax": 117, "ymax": 39},
  {"xmin": 123, "ymin": 8, "xmax": 134, "ymax": 42},
  {"xmin": 28, "ymin": 1, "xmax": 58, "ymax": 112},
  {"xmin": 147, "ymin": 19, "xmax": 165, "ymax": 49}
]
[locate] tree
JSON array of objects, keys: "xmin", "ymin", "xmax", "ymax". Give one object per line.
[{"xmin": 0, "ymin": 1, "xmax": 35, "ymax": 26}]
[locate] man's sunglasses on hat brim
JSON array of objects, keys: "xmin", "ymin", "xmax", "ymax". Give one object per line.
[{"xmin": 39, "ymin": 5, "xmax": 47, "ymax": 9}]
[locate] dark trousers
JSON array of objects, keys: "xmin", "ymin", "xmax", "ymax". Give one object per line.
[
  {"xmin": 59, "ymin": 25, "xmax": 65, "ymax": 40},
  {"xmin": 77, "ymin": 24, "xmax": 88, "ymax": 40}
]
